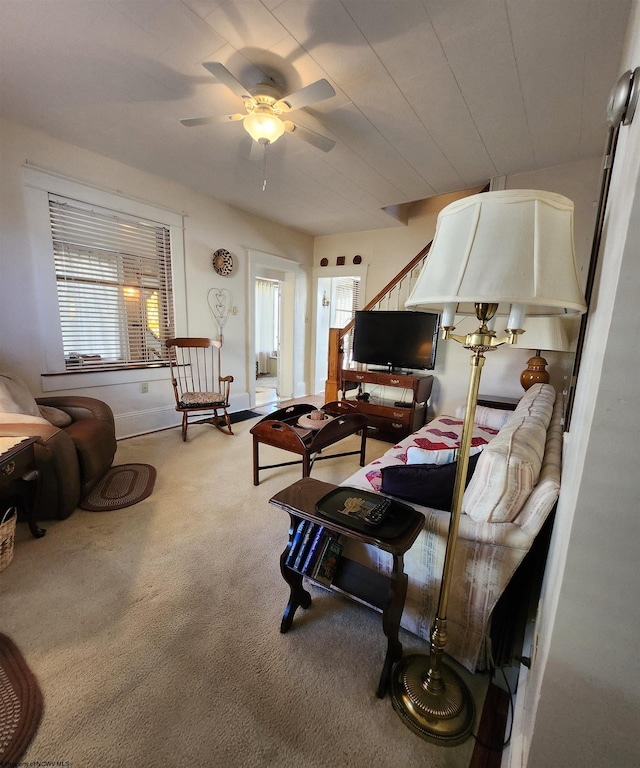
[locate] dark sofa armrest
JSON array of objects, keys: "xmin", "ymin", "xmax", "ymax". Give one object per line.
[{"xmin": 36, "ymin": 396, "xmax": 115, "ymax": 428}]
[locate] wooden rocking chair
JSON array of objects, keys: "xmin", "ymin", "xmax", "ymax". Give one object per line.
[{"xmin": 166, "ymin": 337, "xmax": 234, "ymax": 441}]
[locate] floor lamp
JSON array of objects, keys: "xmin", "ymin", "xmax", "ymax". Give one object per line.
[{"xmin": 391, "ymin": 189, "xmax": 587, "ymax": 745}]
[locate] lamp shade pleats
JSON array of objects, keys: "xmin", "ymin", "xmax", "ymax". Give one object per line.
[{"xmin": 406, "ymin": 190, "xmax": 587, "ymax": 318}]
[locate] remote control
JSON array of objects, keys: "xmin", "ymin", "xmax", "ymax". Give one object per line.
[{"xmin": 364, "ymin": 497, "xmax": 391, "ymax": 527}]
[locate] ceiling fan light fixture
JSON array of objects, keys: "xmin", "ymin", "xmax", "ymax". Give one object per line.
[
  {"xmin": 182, "ymin": 63, "xmax": 335, "ymax": 151},
  {"xmin": 243, "ymin": 111, "xmax": 285, "ymax": 145}
]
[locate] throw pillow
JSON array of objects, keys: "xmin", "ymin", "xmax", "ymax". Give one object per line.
[
  {"xmin": 463, "ymin": 384, "xmax": 555, "ymax": 523},
  {"xmin": 454, "ymin": 404, "xmax": 513, "ymax": 432},
  {"xmin": 381, "ymin": 452, "xmax": 481, "ymax": 511},
  {"xmin": 38, "ymin": 405, "xmax": 73, "ymax": 427},
  {"xmin": 407, "ymin": 443, "xmax": 484, "ymax": 466}
]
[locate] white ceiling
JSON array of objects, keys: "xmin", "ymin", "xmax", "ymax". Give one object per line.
[{"xmin": 0, "ymin": 0, "xmax": 631, "ymax": 236}]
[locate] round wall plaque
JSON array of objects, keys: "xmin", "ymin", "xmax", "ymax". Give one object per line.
[{"xmin": 212, "ymin": 249, "xmax": 234, "ymax": 276}]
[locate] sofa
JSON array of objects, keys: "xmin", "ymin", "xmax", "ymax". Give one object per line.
[
  {"xmin": 340, "ymin": 382, "xmax": 562, "ymax": 673},
  {"xmin": 0, "ymin": 373, "xmax": 117, "ymax": 520}
]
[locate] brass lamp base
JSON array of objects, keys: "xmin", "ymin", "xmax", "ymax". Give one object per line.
[{"xmin": 390, "ymin": 654, "xmax": 475, "ymax": 746}]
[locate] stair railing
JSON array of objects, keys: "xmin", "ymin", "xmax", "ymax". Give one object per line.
[{"xmin": 324, "ymin": 241, "xmax": 433, "ymax": 402}]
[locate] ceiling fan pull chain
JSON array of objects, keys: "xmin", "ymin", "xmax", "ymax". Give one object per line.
[{"xmin": 262, "ymin": 143, "xmax": 268, "ymax": 192}]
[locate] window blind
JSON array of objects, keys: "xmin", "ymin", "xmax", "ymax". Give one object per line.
[
  {"xmin": 332, "ymin": 277, "xmax": 361, "ymax": 328},
  {"xmin": 49, "ymin": 195, "xmax": 175, "ymax": 370},
  {"xmin": 331, "ymin": 276, "xmax": 361, "ymax": 365}
]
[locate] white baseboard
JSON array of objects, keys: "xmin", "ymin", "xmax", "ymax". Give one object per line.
[
  {"xmin": 114, "ymin": 405, "xmax": 178, "ymax": 439},
  {"xmin": 114, "ymin": 394, "xmax": 254, "ymax": 439}
]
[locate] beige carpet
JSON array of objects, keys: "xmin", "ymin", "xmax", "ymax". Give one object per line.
[{"xmin": 2, "ymin": 417, "xmax": 489, "ymax": 767}]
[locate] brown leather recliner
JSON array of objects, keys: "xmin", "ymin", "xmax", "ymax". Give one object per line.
[{"xmin": 1, "ymin": 396, "xmax": 117, "ymax": 520}]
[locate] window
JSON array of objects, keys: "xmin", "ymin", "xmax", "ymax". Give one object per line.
[
  {"xmin": 331, "ymin": 276, "xmax": 361, "ymax": 365},
  {"xmin": 255, "ymin": 278, "xmax": 281, "ymax": 375},
  {"xmin": 49, "ymin": 195, "xmax": 175, "ymax": 370},
  {"xmin": 330, "ymin": 276, "xmax": 361, "ymax": 329}
]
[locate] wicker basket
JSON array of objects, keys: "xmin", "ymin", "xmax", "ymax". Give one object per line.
[{"xmin": 0, "ymin": 507, "xmax": 17, "ymax": 572}]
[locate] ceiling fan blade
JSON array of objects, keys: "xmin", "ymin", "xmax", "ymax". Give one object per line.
[
  {"xmin": 275, "ymin": 79, "xmax": 336, "ymax": 112},
  {"xmin": 180, "ymin": 113, "xmax": 245, "ymax": 128},
  {"xmin": 284, "ymin": 121, "xmax": 336, "ymax": 152},
  {"xmin": 202, "ymin": 62, "xmax": 252, "ymax": 101}
]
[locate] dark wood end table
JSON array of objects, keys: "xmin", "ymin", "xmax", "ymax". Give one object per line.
[
  {"xmin": 250, "ymin": 401, "xmax": 368, "ymax": 486},
  {"xmin": 0, "ymin": 436, "xmax": 45, "ymax": 538},
  {"xmin": 269, "ymin": 477, "xmax": 425, "ymax": 698}
]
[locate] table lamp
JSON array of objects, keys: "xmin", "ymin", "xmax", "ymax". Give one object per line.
[
  {"xmin": 517, "ymin": 316, "xmax": 571, "ymax": 390},
  {"xmin": 392, "ymin": 189, "xmax": 587, "ymax": 745}
]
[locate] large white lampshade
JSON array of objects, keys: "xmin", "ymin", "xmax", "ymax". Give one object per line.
[{"xmin": 406, "ymin": 190, "xmax": 587, "ymax": 321}]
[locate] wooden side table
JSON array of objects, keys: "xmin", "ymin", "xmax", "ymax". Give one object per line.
[
  {"xmin": 269, "ymin": 477, "xmax": 425, "ymax": 698},
  {"xmin": 0, "ymin": 437, "xmax": 45, "ymax": 538}
]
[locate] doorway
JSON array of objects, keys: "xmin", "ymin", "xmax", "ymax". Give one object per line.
[
  {"xmin": 255, "ymin": 277, "xmax": 281, "ymax": 406},
  {"xmin": 248, "ymin": 250, "xmax": 300, "ymax": 409}
]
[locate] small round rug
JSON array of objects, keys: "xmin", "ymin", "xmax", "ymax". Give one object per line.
[
  {"xmin": 80, "ymin": 464, "xmax": 156, "ymax": 512},
  {"xmin": 0, "ymin": 634, "xmax": 43, "ymax": 763}
]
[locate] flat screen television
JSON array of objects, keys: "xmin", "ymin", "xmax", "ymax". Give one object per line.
[{"xmin": 351, "ymin": 310, "xmax": 439, "ymax": 372}]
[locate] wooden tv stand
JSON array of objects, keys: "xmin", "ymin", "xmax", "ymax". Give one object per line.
[{"xmin": 341, "ymin": 369, "xmax": 434, "ymax": 442}]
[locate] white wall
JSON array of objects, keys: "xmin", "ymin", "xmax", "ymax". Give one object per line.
[
  {"xmin": 314, "ymin": 187, "xmax": 484, "ymax": 308},
  {"xmin": 0, "ymin": 117, "xmax": 314, "ymax": 437},
  {"xmin": 313, "ymin": 164, "xmax": 599, "ymax": 417},
  {"xmin": 520, "ymin": 4, "xmax": 640, "ymax": 766}
]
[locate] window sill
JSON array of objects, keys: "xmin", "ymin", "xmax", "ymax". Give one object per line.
[
  {"xmin": 42, "ymin": 362, "xmax": 170, "ymax": 376},
  {"xmin": 40, "ymin": 364, "xmax": 171, "ymax": 392}
]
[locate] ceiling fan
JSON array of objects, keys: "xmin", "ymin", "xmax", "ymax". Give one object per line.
[{"xmin": 180, "ymin": 62, "xmax": 336, "ymax": 152}]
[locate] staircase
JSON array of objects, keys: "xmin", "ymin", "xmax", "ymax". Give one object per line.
[{"xmin": 324, "ymin": 241, "xmax": 433, "ymax": 402}]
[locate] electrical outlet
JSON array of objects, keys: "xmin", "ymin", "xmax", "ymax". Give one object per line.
[{"xmin": 140, "ymin": 382, "xmax": 149, "ymax": 394}]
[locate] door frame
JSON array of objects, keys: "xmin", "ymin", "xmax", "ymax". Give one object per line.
[{"xmin": 248, "ymin": 250, "xmax": 301, "ymax": 406}]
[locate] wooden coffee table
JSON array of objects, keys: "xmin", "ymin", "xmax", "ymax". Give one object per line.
[{"xmin": 250, "ymin": 401, "xmax": 368, "ymax": 486}]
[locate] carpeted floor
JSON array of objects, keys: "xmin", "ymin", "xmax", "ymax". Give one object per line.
[{"xmin": 2, "ymin": 416, "xmax": 490, "ymax": 767}]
